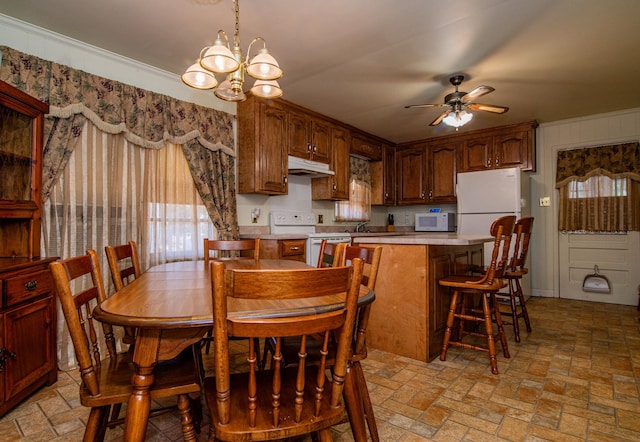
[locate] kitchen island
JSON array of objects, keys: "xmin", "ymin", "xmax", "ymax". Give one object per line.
[{"xmin": 352, "ymin": 233, "xmax": 491, "ymax": 362}]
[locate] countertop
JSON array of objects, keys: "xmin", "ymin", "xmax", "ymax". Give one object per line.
[{"xmin": 351, "ymin": 233, "xmax": 493, "ymax": 245}]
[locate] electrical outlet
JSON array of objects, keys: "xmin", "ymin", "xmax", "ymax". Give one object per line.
[{"xmin": 539, "ymin": 197, "xmax": 551, "ymax": 207}]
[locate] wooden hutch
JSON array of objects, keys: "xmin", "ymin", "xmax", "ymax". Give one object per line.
[{"xmin": 0, "ymin": 80, "xmax": 57, "ymax": 416}]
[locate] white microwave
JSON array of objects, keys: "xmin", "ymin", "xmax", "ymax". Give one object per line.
[{"xmin": 415, "ymin": 212, "xmax": 456, "ymax": 232}]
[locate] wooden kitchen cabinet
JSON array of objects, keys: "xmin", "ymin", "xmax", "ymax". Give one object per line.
[
  {"xmin": 372, "ymin": 144, "xmax": 396, "ymax": 205},
  {"xmin": 237, "ymin": 98, "xmax": 289, "ymax": 195},
  {"xmin": 288, "ymin": 109, "xmax": 331, "ymax": 164},
  {"xmin": 350, "ymin": 132, "xmax": 382, "ymax": 161},
  {"xmin": 396, "ymin": 144, "xmax": 428, "ymax": 205},
  {"xmin": 312, "ymin": 126, "xmax": 350, "ymax": 200},
  {"xmin": 458, "ymin": 121, "xmax": 537, "ymax": 172},
  {"xmin": 0, "ymin": 80, "xmax": 57, "ymax": 417},
  {"xmin": 259, "ymin": 239, "xmax": 306, "ymax": 262},
  {"xmin": 425, "ymin": 140, "xmax": 458, "ymax": 203}
]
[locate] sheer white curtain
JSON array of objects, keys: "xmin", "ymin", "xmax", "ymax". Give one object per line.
[{"xmin": 43, "ymin": 121, "xmax": 215, "ymax": 370}]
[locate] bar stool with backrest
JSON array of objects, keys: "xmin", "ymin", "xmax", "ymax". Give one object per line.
[
  {"xmin": 497, "ymin": 217, "xmax": 534, "ymax": 342},
  {"xmin": 204, "ymin": 258, "xmax": 364, "ymax": 441},
  {"xmin": 50, "ymin": 250, "xmax": 202, "ymax": 441},
  {"xmin": 105, "ymin": 240, "xmax": 141, "ymax": 348},
  {"xmin": 438, "ymin": 215, "xmax": 515, "ymax": 374},
  {"xmin": 203, "ymin": 237, "xmax": 261, "ymax": 356}
]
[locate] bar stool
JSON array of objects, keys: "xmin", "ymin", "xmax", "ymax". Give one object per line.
[
  {"xmin": 498, "ymin": 217, "xmax": 534, "ymax": 342},
  {"xmin": 439, "ymin": 215, "xmax": 515, "ymax": 374}
]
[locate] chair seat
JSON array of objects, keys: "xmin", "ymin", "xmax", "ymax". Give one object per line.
[
  {"xmin": 504, "ymin": 268, "xmax": 528, "ymax": 278},
  {"xmin": 205, "ymin": 362, "xmax": 345, "ymax": 441},
  {"xmin": 439, "ymin": 274, "xmax": 507, "ymax": 292},
  {"xmin": 80, "ymin": 349, "xmax": 201, "ymax": 408}
]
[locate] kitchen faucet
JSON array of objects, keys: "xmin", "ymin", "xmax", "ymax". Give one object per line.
[{"xmin": 355, "ymin": 222, "xmax": 368, "ymax": 232}]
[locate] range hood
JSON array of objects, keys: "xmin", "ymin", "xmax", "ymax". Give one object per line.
[{"xmin": 287, "ymin": 155, "xmax": 335, "ymax": 177}]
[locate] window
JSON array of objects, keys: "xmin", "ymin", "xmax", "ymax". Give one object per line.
[{"xmin": 335, "ymin": 178, "xmax": 371, "ymax": 222}]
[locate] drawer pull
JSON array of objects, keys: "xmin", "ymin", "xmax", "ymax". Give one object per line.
[
  {"xmin": 290, "ymin": 247, "xmax": 300, "ymax": 251},
  {"xmin": 25, "ymin": 280, "xmax": 38, "ymax": 291}
]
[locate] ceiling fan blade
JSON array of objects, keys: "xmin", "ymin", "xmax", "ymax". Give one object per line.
[
  {"xmin": 467, "ymin": 103, "xmax": 509, "ymax": 114},
  {"xmin": 430, "ymin": 111, "xmax": 449, "ymax": 126},
  {"xmin": 461, "ymin": 85, "xmax": 494, "ymax": 102},
  {"xmin": 404, "ymin": 103, "xmax": 441, "ymax": 109}
]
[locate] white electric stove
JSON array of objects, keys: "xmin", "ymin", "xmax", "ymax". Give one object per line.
[{"xmin": 269, "ymin": 211, "xmax": 351, "ymax": 265}]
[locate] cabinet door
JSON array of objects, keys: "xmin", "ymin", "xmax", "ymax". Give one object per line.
[
  {"xmin": 460, "ymin": 135, "xmax": 493, "ymax": 172},
  {"xmin": 288, "ymin": 111, "xmax": 312, "ymax": 160},
  {"xmin": 427, "ymin": 142, "xmax": 457, "ymax": 203},
  {"xmin": 4, "ymin": 297, "xmax": 55, "ymax": 402},
  {"xmin": 494, "ymin": 129, "xmax": 534, "ymax": 171},
  {"xmin": 382, "ymin": 145, "xmax": 396, "ymax": 205},
  {"xmin": 312, "ymin": 126, "xmax": 350, "ymax": 200},
  {"xmin": 310, "ymin": 118, "xmax": 331, "ymax": 164},
  {"xmin": 257, "ymin": 104, "xmax": 289, "ymax": 194},
  {"xmin": 396, "ymin": 146, "xmax": 427, "ymax": 205}
]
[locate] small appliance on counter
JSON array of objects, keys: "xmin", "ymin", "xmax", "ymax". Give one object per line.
[{"xmin": 414, "ymin": 212, "xmax": 456, "ymax": 232}]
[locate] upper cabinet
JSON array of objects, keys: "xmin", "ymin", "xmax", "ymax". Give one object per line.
[
  {"xmin": 371, "ymin": 144, "xmax": 396, "ymax": 206},
  {"xmin": 458, "ymin": 121, "xmax": 537, "ymax": 172},
  {"xmin": 425, "ymin": 140, "xmax": 458, "ymax": 203},
  {"xmin": 312, "ymin": 126, "xmax": 350, "ymax": 200},
  {"xmin": 237, "ymin": 98, "xmax": 289, "ymax": 195},
  {"xmin": 350, "ymin": 132, "xmax": 382, "ymax": 161},
  {"xmin": 396, "ymin": 144, "xmax": 428, "ymax": 205},
  {"xmin": 0, "ymin": 80, "xmax": 49, "ymax": 259},
  {"xmin": 288, "ymin": 109, "xmax": 331, "ymax": 164}
]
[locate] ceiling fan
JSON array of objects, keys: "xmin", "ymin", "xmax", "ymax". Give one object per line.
[{"xmin": 405, "ymin": 75, "xmax": 509, "ymax": 127}]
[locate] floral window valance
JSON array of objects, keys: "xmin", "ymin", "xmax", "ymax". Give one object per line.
[
  {"xmin": 0, "ymin": 46, "xmax": 239, "ymax": 237},
  {"xmin": 555, "ymin": 142, "xmax": 640, "ymax": 188}
]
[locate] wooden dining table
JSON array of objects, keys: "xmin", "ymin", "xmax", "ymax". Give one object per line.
[{"xmin": 93, "ymin": 259, "xmax": 374, "ymax": 442}]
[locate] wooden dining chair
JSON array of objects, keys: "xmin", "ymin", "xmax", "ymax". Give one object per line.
[
  {"xmin": 50, "ymin": 249, "xmax": 202, "ymax": 441},
  {"xmin": 497, "ymin": 217, "xmax": 534, "ymax": 342},
  {"xmin": 438, "ymin": 215, "xmax": 515, "ymax": 374},
  {"xmin": 203, "ymin": 237, "xmax": 260, "ymax": 265},
  {"xmin": 203, "ymin": 237, "xmax": 261, "ymax": 356},
  {"xmin": 204, "ymin": 258, "xmax": 364, "ymax": 441},
  {"xmin": 263, "ymin": 245, "xmax": 383, "ymax": 441},
  {"xmin": 317, "ymin": 240, "xmax": 347, "ymax": 268},
  {"xmin": 105, "ymin": 240, "xmax": 141, "ymax": 347}
]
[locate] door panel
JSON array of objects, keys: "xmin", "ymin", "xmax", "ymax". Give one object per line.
[{"xmin": 558, "ymin": 232, "xmax": 639, "ymax": 305}]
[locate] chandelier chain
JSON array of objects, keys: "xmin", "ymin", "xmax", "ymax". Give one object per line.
[{"xmin": 234, "ymin": 0, "xmax": 240, "ymax": 47}]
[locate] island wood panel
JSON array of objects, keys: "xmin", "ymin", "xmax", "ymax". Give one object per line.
[{"xmin": 365, "ymin": 242, "xmax": 483, "ymax": 362}]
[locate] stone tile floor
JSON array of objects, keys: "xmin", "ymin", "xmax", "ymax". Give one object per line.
[{"xmin": 1, "ymin": 297, "xmax": 639, "ymax": 441}]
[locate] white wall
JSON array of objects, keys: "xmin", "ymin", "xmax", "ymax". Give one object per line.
[{"xmin": 530, "ymin": 107, "xmax": 640, "ymax": 300}]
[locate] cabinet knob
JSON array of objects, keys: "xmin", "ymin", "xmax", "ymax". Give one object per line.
[
  {"xmin": 428, "ymin": 190, "xmax": 433, "ymax": 199},
  {"xmin": 283, "ymin": 176, "xmax": 288, "ymax": 185},
  {"xmin": 307, "ymin": 144, "xmax": 312, "ymax": 152},
  {"xmin": 421, "ymin": 192, "xmax": 425, "ymax": 199},
  {"xmin": 312, "ymin": 145, "xmax": 317, "ymax": 153},
  {"xmin": 25, "ymin": 280, "xmax": 38, "ymax": 291},
  {"xmin": 495, "ymin": 157, "xmax": 499, "ymax": 166},
  {"xmin": 290, "ymin": 247, "xmax": 300, "ymax": 251},
  {"xmin": 332, "ymin": 183, "xmax": 337, "ymax": 191},
  {"xmin": 486, "ymin": 158, "xmax": 491, "ymax": 167}
]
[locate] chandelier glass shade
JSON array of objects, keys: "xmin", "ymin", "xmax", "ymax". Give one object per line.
[
  {"xmin": 442, "ymin": 109, "xmax": 473, "ymax": 128},
  {"xmin": 181, "ymin": 0, "xmax": 283, "ymax": 102}
]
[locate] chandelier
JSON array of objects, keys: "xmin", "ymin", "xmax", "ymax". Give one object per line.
[{"xmin": 181, "ymin": 0, "xmax": 283, "ymax": 102}]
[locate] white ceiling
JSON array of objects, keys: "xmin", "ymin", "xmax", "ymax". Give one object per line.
[{"xmin": 2, "ymin": 0, "xmax": 640, "ymax": 143}]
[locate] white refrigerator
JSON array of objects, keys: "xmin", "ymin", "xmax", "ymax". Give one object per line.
[{"xmin": 456, "ymin": 167, "xmax": 530, "ymax": 270}]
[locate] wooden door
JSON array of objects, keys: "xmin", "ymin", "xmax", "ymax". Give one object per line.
[
  {"xmin": 329, "ymin": 127, "xmax": 350, "ymax": 200},
  {"xmin": 257, "ymin": 103, "xmax": 288, "ymax": 194},
  {"xmin": 310, "ymin": 118, "xmax": 331, "ymax": 163},
  {"xmin": 427, "ymin": 142, "xmax": 457, "ymax": 203},
  {"xmin": 396, "ymin": 146, "xmax": 427, "ymax": 205},
  {"xmin": 4, "ymin": 298, "xmax": 55, "ymax": 402},
  {"xmin": 494, "ymin": 129, "xmax": 533, "ymax": 171},
  {"xmin": 288, "ymin": 110, "xmax": 312, "ymax": 160},
  {"xmin": 382, "ymin": 145, "xmax": 396, "ymax": 205},
  {"xmin": 460, "ymin": 135, "xmax": 493, "ymax": 172}
]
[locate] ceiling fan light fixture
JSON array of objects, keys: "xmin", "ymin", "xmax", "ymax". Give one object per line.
[{"xmin": 443, "ymin": 110, "xmax": 473, "ymax": 128}]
